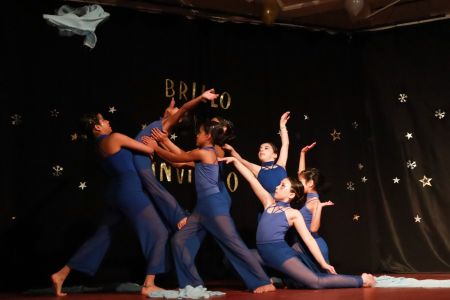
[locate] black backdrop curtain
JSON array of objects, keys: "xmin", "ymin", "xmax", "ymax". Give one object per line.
[{"xmin": 1, "ymin": 0, "xmax": 449, "ymax": 291}]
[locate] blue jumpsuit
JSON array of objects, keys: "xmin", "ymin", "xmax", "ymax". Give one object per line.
[
  {"xmin": 256, "ymin": 161, "xmax": 287, "ymax": 222},
  {"xmin": 257, "ymin": 161, "xmax": 287, "ymax": 195},
  {"xmin": 133, "ymin": 119, "xmax": 187, "ymax": 230},
  {"xmin": 256, "ymin": 201, "xmax": 363, "ymax": 289},
  {"xmin": 299, "ymin": 192, "xmax": 330, "ymax": 263},
  {"xmin": 67, "ymin": 135, "xmax": 169, "ymax": 276},
  {"xmin": 171, "ymin": 146, "xmax": 271, "ymax": 290}
]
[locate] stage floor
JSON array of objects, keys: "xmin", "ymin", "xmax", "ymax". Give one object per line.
[{"xmin": 1, "ymin": 274, "xmax": 449, "ymax": 300}]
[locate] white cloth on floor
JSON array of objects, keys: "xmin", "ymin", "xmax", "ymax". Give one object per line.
[
  {"xmin": 375, "ymin": 275, "xmax": 450, "ymax": 288},
  {"xmin": 43, "ymin": 5, "xmax": 109, "ymax": 48},
  {"xmin": 149, "ymin": 285, "xmax": 226, "ymax": 299}
]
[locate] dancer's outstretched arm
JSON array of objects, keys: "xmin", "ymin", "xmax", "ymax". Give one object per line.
[
  {"xmin": 288, "ymin": 210, "xmax": 336, "ymax": 274},
  {"xmin": 219, "ymin": 157, "xmax": 274, "ymax": 209},
  {"xmin": 277, "ymin": 111, "xmax": 290, "ymax": 168},
  {"xmin": 163, "ymin": 89, "xmax": 219, "ymax": 132},
  {"xmin": 104, "ymin": 133, "xmax": 155, "ymax": 156},
  {"xmin": 145, "ymin": 138, "xmax": 213, "ymax": 164},
  {"xmin": 142, "ymin": 130, "xmax": 195, "ymax": 167},
  {"xmin": 222, "ymin": 144, "xmax": 261, "ymax": 176},
  {"xmin": 310, "ymin": 200, "xmax": 334, "ymax": 233},
  {"xmin": 297, "ymin": 142, "xmax": 316, "ymax": 177}
]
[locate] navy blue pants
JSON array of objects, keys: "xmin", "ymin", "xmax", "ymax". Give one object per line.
[
  {"xmin": 67, "ymin": 195, "xmax": 169, "ymax": 276},
  {"xmin": 258, "ymin": 242, "xmax": 363, "ymax": 289},
  {"xmin": 171, "ymin": 192, "xmax": 271, "ymax": 290},
  {"xmin": 137, "ymin": 168, "xmax": 187, "ymax": 231}
]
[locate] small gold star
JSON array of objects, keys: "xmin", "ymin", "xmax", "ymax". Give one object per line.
[
  {"xmin": 419, "ymin": 175, "xmax": 432, "ymax": 187},
  {"xmin": 330, "ymin": 129, "xmax": 341, "ymax": 141},
  {"xmin": 79, "ymin": 182, "xmax": 87, "ymax": 190},
  {"xmin": 414, "ymin": 214, "xmax": 422, "ymax": 223},
  {"xmin": 353, "ymin": 214, "xmax": 360, "ymax": 221},
  {"xmin": 71, "ymin": 133, "xmax": 78, "ymax": 141}
]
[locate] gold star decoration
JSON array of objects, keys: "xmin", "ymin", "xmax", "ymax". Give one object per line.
[
  {"xmin": 71, "ymin": 133, "xmax": 78, "ymax": 141},
  {"xmin": 109, "ymin": 106, "xmax": 117, "ymax": 114},
  {"xmin": 170, "ymin": 133, "xmax": 178, "ymax": 141},
  {"xmin": 79, "ymin": 182, "xmax": 87, "ymax": 190},
  {"xmin": 414, "ymin": 214, "xmax": 422, "ymax": 223},
  {"xmin": 353, "ymin": 214, "xmax": 360, "ymax": 221},
  {"xmin": 141, "ymin": 123, "xmax": 148, "ymax": 130},
  {"xmin": 361, "ymin": 176, "xmax": 368, "ymax": 183},
  {"xmin": 393, "ymin": 177, "xmax": 400, "ymax": 183},
  {"xmin": 330, "ymin": 129, "xmax": 341, "ymax": 141},
  {"xmin": 419, "ymin": 175, "xmax": 432, "ymax": 187}
]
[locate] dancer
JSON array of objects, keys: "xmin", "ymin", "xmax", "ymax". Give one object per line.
[
  {"xmin": 144, "ymin": 121, "xmax": 275, "ymax": 293},
  {"xmin": 222, "ymin": 112, "xmax": 289, "ymax": 195},
  {"xmin": 134, "ymin": 89, "xmax": 219, "ymax": 230},
  {"xmin": 51, "ymin": 113, "xmax": 169, "ymax": 296},
  {"xmin": 220, "ymin": 156, "xmax": 376, "ymax": 289},
  {"xmin": 297, "ymin": 142, "xmax": 333, "ymax": 263}
]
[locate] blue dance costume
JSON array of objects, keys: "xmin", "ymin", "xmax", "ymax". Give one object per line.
[
  {"xmin": 171, "ymin": 146, "xmax": 271, "ymax": 290},
  {"xmin": 67, "ymin": 135, "xmax": 169, "ymax": 276},
  {"xmin": 300, "ymin": 192, "xmax": 329, "ymax": 263},
  {"xmin": 134, "ymin": 119, "xmax": 187, "ymax": 230},
  {"xmin": 256, "ymin": 201, "xmax": 362, "ymax": 289},
  {"xmin": 257, "ymin": 161, "xmax": 287, "ymax": 195}
]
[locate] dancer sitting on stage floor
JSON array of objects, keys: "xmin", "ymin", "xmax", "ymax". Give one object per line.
[
  {"xmin": 51, "ymin": 113, "xmax": 168, "ymax": 296},
  {"xmin": 219, "ymin": 156, "xmax": 376, "ymax": 289},
  {"xmin": 144, "ymin": 120, "xmax": 275, "ymax": 293}
]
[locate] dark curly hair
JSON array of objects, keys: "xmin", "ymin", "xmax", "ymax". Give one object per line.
[
  {"xmin": 211, "ymin": 116, "xmax": 236, "ymax": 146},
  {"xmin": 299, "ymin": 168, "xmax": 324, "ymax": 193},
  {"xmin": 80, "ymin": 113, "xmax": 101, "ymax": 137}
]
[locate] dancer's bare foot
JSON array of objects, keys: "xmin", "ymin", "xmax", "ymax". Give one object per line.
[
  {"xmin": 362, "ymin": 273, "xmax": 376, "ymax": 287},
  {"xmin": 253, "ymin": 283, "xmax": 276, "ymax": 293},
  {"xmin": 141, "ymin": 284, "xmax": 164, "ymax": 296},
  {"xmin": 51, "ymin": 272, "xmax": 68, "ymax": 296}
]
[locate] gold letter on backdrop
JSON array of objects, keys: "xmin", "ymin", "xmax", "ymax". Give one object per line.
[
  {"xmin": 176, "ymin": 168, "xmax": 185, "ymax": 184},
  {"xmin": 188, "ymin": 169, "xmax": 192, "ymax": 183},
  {"xmin": 226, "ymin": 172, "xmax": 238, "ymax": 192},
  {"xmin": 179, "ymin": 81, "xmax": 188, "ymax": 101},
  {"xmin": 219, "ymin": 92, "xmax": 231, "ymax": 110},
  {"xmin": 160, "ymin": 162, "xmax": 172, "ymax": 182},
  {"xmin": 152, "ymin": 163, "xmax": 156, "ymax": 176},
  {"xmin": 165, "ymin": 79, "xmax": 175, "ymax": 98}
]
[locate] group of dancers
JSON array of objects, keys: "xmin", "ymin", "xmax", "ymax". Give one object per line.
[{"xmin": 51, "ymin": 88, "xmax": 376, "ymax": 297}]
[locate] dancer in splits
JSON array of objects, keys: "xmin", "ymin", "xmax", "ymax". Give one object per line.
[
  {"xmin": 220, "ymin": 156, "xmax": 376, "ymax": 289},
  {"xmin": 134, "ymin": 89, "xmax": 219, "ymax": 231},
  {"xmin": 51, "ymin": 113, "xmax": 168, "ymax": 296},
  {"xmin": 144, "ymin": 120, "xmax": 275, "ymax": 293}
]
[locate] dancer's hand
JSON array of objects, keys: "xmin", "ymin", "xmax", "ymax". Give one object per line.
[
  {"xmin": 141, "ymin": 135, "xmax": 156, "ymax": 146},
  {"xmin": 280, "ymin": 111, "xmax": 290, "ymax": 128},
  {"xmin": 222, "ymin": 144, "xmax": 234, "ymax": 152},
  {"xmin": 319, "ymin": 200, "xmax": 334, "ymax": 208},
  {"xmin": 177, "ymin": 217, "xmax": 188, "ymax": 230},
  {"xmin": 301, "ymin": 142, "xmax": 316, "ymax": 154},
  {"xmin": 201, "ymin": 88, "xmax": 219, "ymax": 102},
  {"xmin": 151, "ymin": 128, "xmax": 169, "ymax": 143},
  {"xmin": 218, "ymin": 157, "xmax": 236, "ymax": 164},
  {"xmin": 141, "ymin": 136, "xmax": 157, "ymax": 158},
  {"xmin": 322, "ymin": 263, "xmax": 337, "ymax": 275}
]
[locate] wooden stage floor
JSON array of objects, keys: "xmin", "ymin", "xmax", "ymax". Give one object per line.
[{"xmin": 1, "ymin": 274, "xmax": 449, "ymax": 300}]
